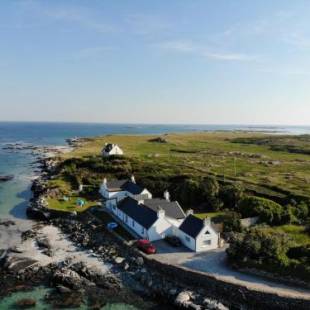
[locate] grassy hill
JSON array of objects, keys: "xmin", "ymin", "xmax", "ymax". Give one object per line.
[{"xmin": 57, "ymin": 132, "xmax": 310, "ymax": 202}]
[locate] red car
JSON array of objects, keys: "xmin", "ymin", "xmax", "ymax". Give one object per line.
[{"xmin": 136, "ymin": 239, "xmax": 156, "ymax": 254}]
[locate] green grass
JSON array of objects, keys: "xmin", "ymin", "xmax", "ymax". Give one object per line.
[
  {"xmin": 47, "ymin": 196, "xmax": 97, "ymax": 213},
  {"xmin": 261, "ymin": 225, "xmax": 310, "ymax": 246},
  {"xmin": 195, "ymin": 212, "xmax": 225, "ymax": 220},
  {"xmin": 58, "ymin": 132, "xmax": 310, "ymax": 200}
]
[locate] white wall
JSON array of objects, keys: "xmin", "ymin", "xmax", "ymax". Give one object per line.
[
  {"xmin": 195, "ymin": 225, "xmax": 219, "ymax": 252},
  {"xmin": 177, "ymin": 230, "xmax": 196, "ymax": 251},
  {"xmin": 147, "ymin": 217, "xmax": 174, "ymax": 242},
  {"xmin": 102, "ymin": 145, "xmax": 124, "ymax": 157}
]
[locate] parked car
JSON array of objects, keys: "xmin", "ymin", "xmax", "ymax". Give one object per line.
[
  {"xmin": 136, "ymin": 239, "xmax": 156, "ymax": 254},
  {"xmin": 164, "ymin": 235, "xmax": 182, "ymax": 247}
]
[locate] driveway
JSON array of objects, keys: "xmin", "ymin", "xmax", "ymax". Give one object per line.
[{"xmin": 151, "ymin": 240, "xmax": 310, "ymax": 300}]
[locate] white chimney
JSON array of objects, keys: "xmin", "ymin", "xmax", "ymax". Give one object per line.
[
  {"xmin": 186, "ymin": 209, "xmax": 194, "ymax": 216},
  {"xmin": 157, "ymin": 207, "xmax": 165, "ymax": 219},
  {"xmin": 131, "ymin": 175, "xmax": 136, "ymax": 183},
  {"xmin": 203, "ymin": 217, "xmax": 211, "ymax": 226},
  {"xmin": 103, "ymin": 178, "xmax": 107, "ymax": 187},
  {"xmin": 163, "ymin": 190, "xmax": 170, "ymax": 201}
]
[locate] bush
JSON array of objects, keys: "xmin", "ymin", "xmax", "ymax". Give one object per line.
[
  {"xmin": 227, "ymin": 228, "xmax": 292, "ymax": 267},
  {"xmin": 219, "ymin": 183, "xmax": 244, "ymax": 209},
  {"xmin": 238, "ymin": 196, "xmax": 285, "ymax": 225},
  {"xmin": 227, "ymin": 227, "xmax": 310, "ymax": 282},
  {"xmin": 221, "ymin": 212, "xmax": 242, "ymax": 233}
]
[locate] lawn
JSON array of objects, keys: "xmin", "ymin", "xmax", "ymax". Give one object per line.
[
  {"xmin": 195, "ymin": 212, "xmax": 226, "ymax": 220},
  {"xmin": 47, "ymin": 196, "xmax": 98, "ymax": 213}
]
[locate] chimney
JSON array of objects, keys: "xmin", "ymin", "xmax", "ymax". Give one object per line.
[
  {"xmin": 163, "ymin": 190, "xmax": 170, "ymax": 201},
  {"xmin": 131, "ymin": 175, "xmax": 136, "ymax": 184},
  {"xmin": 157, "ymin": 207, "xmax": 165, "ymax": 219},
  {"xmin": 103, "ymin": 178, "xmax": 107, "ymax": 187},
  {"xmin": 186, "ymin": 209, "xmax": 194, "ymax": 216},
  {"xmin": 203, "ymin": 217, "xmax": 211, "ymax": 226}
]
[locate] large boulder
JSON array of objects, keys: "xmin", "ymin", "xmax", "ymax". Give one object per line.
[{"xmin": 3, "ymin": 256, "xmax": 38, "ymax": 273}]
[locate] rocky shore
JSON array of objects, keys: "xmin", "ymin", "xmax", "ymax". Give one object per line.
[{"xmin": 0, "ymin": 138, "xmax": 230, "ymax": 309}]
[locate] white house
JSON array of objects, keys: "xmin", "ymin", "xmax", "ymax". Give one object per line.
[
  {"xmin": 102, "ymin": 143, "xmax": 124, "ymax": 157},
  {"xmin": 99, "ymin": 176, "xmax": 152, "ymax": 210},
  {"xmin": 177, "ymin": 212, "xmax": 220, "ymax": 252},
  {"xmin": 100, "ymin": 178, "xmax": 220, "ymax": 252},
  {"xmin": 115, "ymin": 197, "xmax": 174, "ymax": 241}
]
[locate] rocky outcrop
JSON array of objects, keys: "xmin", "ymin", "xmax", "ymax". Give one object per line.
[{"xmin": 3, "ymin": 256, "xmax": 38, "ymax": 273}]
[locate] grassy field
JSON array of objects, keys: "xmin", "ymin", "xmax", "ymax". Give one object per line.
[
  {"xmin": 58, "ymin": 132, "xmax": 310, "ymax": 200},
  {"xmin": 47, "ymin": 196, "xmax": 98, "ymax": 213}
]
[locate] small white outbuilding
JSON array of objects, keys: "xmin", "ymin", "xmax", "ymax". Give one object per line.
[
  {"xmin": 177, "ymin": 212, "xmax": 220, "ymax": 252},
  {"xmin": 102, "ymin": 143, "xmax": 124, "ymax": 157}
]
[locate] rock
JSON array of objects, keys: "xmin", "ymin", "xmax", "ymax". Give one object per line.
[
  {"xmin": 36, "ymin": 237, "xmax": 52, "ymax": 249},
  {"xmin": 168, "ymin": 288, "xmax": 178, "ymax": 296},
  {"xmin": 4, "ymin": 256, "xmax": 38, "ymax": 273},
  {"xmin": 123, "ymin": 262, "xmax": 130, "ymax": 271},
  {"xmin": 0, "ymin": 249, "xmax": 8, "ymax": 266},
  {"xmin": 52, "ymin": 268, "xmax": 93, "ymax": 290},
  {"xmin": 203, "ymin": 298, "xmax": 229, "ymax": 310},
  {"xmin": 57, "ymin": 285, "xmax": 72, "ymax": 294},
  {"xmin": 114, "ymin": 257, "xmax": 125, "ymax": 264},
  {"xmin": 135, "ymin": 257, "xmax": 144, "ymax": 266},
  {"xmin": 175, "ymin": 291, "xmax": 192, "ymax": 306},
  {"xmin": 15, "ymin": 298, "xmax": 36, "ymax": 308},
  {"xmin": 0, "ymin": 219, "xmax": 15, "ymax": 226},
  {"xmin": 26, "ymin": 207, "xmax": 50, "ymax": 220},
  {"xmin": 10, "ymin": 246, "xmax": 24, "ymax": 254}
]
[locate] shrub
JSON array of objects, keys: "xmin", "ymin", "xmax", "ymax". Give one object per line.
[
  {"xmin": 219, "ymin": 183, "xmax": 244, "ymax": 209},
  {"xmin": 238, "ymin": 196, "xmax": 285, "ymax": 225}
]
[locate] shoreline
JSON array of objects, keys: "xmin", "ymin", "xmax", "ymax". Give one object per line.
[{"xmin": 1, "ymin": 133, "xmax": 310, "ymax": 309}]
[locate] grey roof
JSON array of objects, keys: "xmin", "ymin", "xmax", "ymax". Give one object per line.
[
  {"xmin": 118, "ymin": 197, "xmax": 158, "ymax": 229},
  {"xmin": 103, "ymin": 143, "xmax": 114, "ymax": 153},
  {"xmin": 143, "ymin": 199, "xmax": 186, "ymax": 220},
  {"xmin": 179, "ymin": 215, "xmax": 204, "ymax": 239},
  {"xmin": 106, "ymin": 179, "xmax": 144, "ymax": 195}
]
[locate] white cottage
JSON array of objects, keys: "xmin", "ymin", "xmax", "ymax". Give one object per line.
[
  {"xmin": 99, "ymin": 176, "xmax": 152, "ymax": 210},
  {"xmin": 102, "ymin": 143, "xmax": 124, "ymax": 157},
  {"xmin": 177, "ymin": 213, "xmax": 220, "ymax": 252},
  {"xmin": 114, "ymin": 196, "xmax": 186, "ymax": 241}
]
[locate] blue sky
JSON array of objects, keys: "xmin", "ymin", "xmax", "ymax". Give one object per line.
[{"xmin": 0, "ymin": 0, "xmax": 309, "ymax": 125}]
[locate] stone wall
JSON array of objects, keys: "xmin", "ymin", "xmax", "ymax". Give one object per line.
[{"xmin": 142, "ymin": 256, "xmax": 310, "ymax": 310}]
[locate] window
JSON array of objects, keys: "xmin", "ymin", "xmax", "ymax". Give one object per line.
[
  {"xmin": 185, "ymin": 236, "xmax": 190, "ymax": 242},
  {"xmin": 205, "ymin": 230, "xmax": 210, "ymax": 235},
  {"xmin": 203, "ymin": 240, "xmax": 211, "ymax": 245}
]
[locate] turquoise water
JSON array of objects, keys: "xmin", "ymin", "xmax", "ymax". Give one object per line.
[{"xmin": 0, "ymin": 287, "xmax": 139, "ymax": 310}]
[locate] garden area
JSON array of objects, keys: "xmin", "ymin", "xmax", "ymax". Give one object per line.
[{"xmin": 47, "ymin": 196, "xmax": 98, "ymax": 213}]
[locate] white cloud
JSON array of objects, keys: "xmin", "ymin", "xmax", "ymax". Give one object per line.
[{"xmin": 155, "ymin": 40, "xmax": 258, "ymax": 62}]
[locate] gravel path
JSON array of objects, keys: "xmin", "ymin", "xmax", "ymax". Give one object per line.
[{"xmin": 151, "ymin": 240, "xmax": 310, "ymax": 300}]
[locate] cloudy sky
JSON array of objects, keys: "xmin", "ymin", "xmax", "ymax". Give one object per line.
[{"xmin": 0, "ymin": 0, "xmax": 309, "ymax": 125}]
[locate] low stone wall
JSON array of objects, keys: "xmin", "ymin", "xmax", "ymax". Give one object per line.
[{"xmin": 142, "ymin": 256, "xmax": 310, "ymax": 310}]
